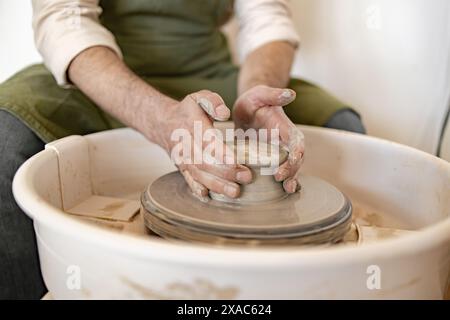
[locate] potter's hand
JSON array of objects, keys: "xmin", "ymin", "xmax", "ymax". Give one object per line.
[
  {"xmin": 233, "ymin": 85, "xmax": 305, "ymax": 193},
  {"xmin": 160, "ymin": 90, "xmax": 252, "ymax": 201},
  {"xmin": 66, "ymin": 47, "xmax": 252, "ymax": 200}
]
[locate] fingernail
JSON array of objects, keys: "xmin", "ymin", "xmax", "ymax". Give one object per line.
[
  {"xmin": 289, "ymin": 180, "xmax": 298, "ymax": 193},
  {"xmin": 215, "ymin": 104, "xmax": 230, "ymax": 121},
  {"xmin": 284, "ymin": 179, "xmax": 301, "ymax": 193},
  {"xmin": 225, "ymin": 184, "xmax": 240, "ymax": 198},
  {"xmin": 281, "ymin": 90, "xmax": 293, "ymax": 98},
  {"xmin": 198, "ymin": 98, "xmax": 215, "ymax": 117},
  {"xmin": 279, "ymin": 89, "xmax": 295, "ymax": 104},
  {"xmin": 282, "ymin": 179, "xmax": 295, "ymax": 194},
  {"xmin": 288, "ymin": 153, "xmax": 298, "ymax": 165},
  {"xmin": 236, "ymin": 170, "xmax": 252, "ymax": 184}
]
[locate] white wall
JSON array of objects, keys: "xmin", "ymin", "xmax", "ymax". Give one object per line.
[
  {"xmin": 0, "ymin": 1, "xmax": 41, "ymax": 82},
  {"xmin": 1, "ymin": 0, "xmax": 449, "ymax": 156},
  {"xmin": 289, "ymin": 0, "xmax": 450, "ymax": 155}
]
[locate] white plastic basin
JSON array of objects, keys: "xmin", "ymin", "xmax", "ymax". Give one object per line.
[{"xmin": 13, "ymin": 127, "xmax": 450, "ymax": 299}]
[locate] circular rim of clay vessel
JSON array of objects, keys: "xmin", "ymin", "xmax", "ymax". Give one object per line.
[
  {"xmin": 141, "ymin": 172, "xmax": 352, "ymax": 246},
  {"xmin": 209, "ymin": 138, "xmax": 289, "ymax": 205},
  {"xmin": 223, "ymin": 138, "xmax": 289, "ymax": 168}
]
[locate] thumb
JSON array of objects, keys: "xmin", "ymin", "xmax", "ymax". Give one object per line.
[{"xmin": 244, "ymin": 86, "xmax": 296, "ymax": 108}]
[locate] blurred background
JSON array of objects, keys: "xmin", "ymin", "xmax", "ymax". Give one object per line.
[{"xmin": 1, "ymin": 0, "xmax": 449, "ymax": 159}]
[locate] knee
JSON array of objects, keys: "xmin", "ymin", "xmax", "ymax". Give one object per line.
[
  {"xmin": 0, "ymin": 110, "xmax": 46, "ymax": 299},
  {"xmin": 0, "ymin": 111, "xmax": 44, "ymax": 181},
  {"xmin": 324, "ymin": 109, "xmax": 366, "ymax": 134}
]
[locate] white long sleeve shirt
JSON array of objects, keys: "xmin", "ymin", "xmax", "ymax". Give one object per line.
[{"xmin": 32, "ymin": 0, "xmax": 300, "ymax": 86}]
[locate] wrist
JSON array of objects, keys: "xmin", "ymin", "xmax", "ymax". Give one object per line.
[
  {"xmin": 138, "ymin": 88, "xmax": 178, "ymax": 150},
  {"xmin": 238, "ymin": 79, "xmax": 267, "ymax": 97}
]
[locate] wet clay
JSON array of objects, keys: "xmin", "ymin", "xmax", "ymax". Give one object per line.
[{"xmin": 210, "ymin": 139, "xmax": 289, "ymax": 204}]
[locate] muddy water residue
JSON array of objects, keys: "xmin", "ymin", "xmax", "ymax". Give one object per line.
[
  {"xmin": 120, "ymin": 276, "xmax": 239, "ymax": 299},
  {"xmin": 351, "ymin": 201, "xmax": 408, "ymax": 229}
]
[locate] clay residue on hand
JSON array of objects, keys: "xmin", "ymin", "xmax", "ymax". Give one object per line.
[{"xmin": 285, "ymin": 126, "xmax": 305, "ymax": 165}]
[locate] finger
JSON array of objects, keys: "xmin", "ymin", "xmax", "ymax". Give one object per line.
[
  {"xmin": 195, "ymin": 162, "xmax": 253, "ymax": 184},
  {"xmin": 190, "ymin": 126, "xmax": 239, "ymax": 171},
  {"xmin": 275, "ymin": 125, "xmax": 305, "ymax": 181},
  {"xmin": 199, "ymin": 143, "xmax": 253, "ymax": 184},
  {"xmin": 276, "ymin": 153, "xmax": 303, "ymax": 194},
  {"xmin": 283, "ymin": 175, "xmax": 302, "ymax": 194},
  {"xmin": 274, "ymin": 146, "xmax": 304, "ymax": 182},
  {"xmin": 189, "ymin": 90, "xmax": 230, "ymax": 121},
  {"xmin": 242, "ymin": 85, "xmax": 296, "ymax": 110},
  {"xmin": 174, "ymin": 95, "xmax": 236, "ymax": 177},
  {"xmin": 188, "ymin": 165, "xmax": 241, "ymax": 198},
  {"xmin": 179, "ymin": 168, "xmax": 209, "ymax": 201}
]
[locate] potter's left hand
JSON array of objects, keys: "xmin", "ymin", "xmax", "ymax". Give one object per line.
[{"xmin": 233, "ymin": 85, "xmax": 305, "ymax": 193}]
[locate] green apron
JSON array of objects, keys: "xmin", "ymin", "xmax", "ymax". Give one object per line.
[{"xmin": 0, "ymin": 0, "xmax": 346, "ymax": 143}]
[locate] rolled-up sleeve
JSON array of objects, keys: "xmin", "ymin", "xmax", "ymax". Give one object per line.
[
  {"xmin": 235, "ymin": 0, "xmax": 300, "ymax": 61},
  {"xmin": 32, "ymin": 0, "xmax": 122, "ymax": 86}
]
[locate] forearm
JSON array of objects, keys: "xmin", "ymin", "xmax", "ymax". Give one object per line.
[
  {"xmin": 68, "ymin": 46, "xmax": 176, "ymax": 148},
  {"xmin": 238, "ymin": 41, "xmax": 296, "ymax": 95}
]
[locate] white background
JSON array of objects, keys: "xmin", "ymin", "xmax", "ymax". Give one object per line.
[{"xmin": 1, "ymin": 0, "xmax": 449, "ymax": 157}]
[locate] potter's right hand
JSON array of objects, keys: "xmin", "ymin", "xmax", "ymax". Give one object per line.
[{"xmin": 158, "ymin": 90, "xmax": 253, "ymax": 201}]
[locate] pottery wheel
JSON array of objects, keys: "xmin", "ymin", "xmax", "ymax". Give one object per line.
[{"xmin": 141, "ymin": 171, "xmax": 352, "ymax": 245}]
